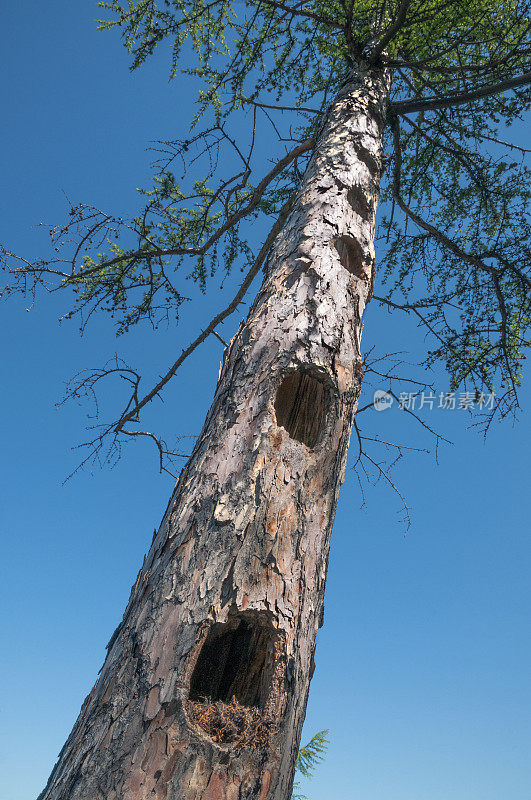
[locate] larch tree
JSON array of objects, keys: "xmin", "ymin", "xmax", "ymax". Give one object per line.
[{"xmin": 2, "ymin": 1, "xmax": 530, "ymax": 799}]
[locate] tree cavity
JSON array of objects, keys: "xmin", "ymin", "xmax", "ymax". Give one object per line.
[
  {"xmin": 187, "ymin": 612, "xmax": 284, "ymax": 747},
  {"xmin": 274, "ymin": 369, "xmax": 328, "ymax": 448},
  {"xmin": 334, "ymin": 234, "xmax": 365, "ymax": 279},
  {"xmin": 189, "ymin": 612, "xmax": 279, "ymax": 709},
  {"xmin": 347, "ymin": 185, "xmax": 372, "ymax": 219}
]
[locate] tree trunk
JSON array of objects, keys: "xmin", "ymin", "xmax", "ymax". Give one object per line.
[{"xmin": 39, "ymin": 64, "xmax": 390, "ymax": 800}]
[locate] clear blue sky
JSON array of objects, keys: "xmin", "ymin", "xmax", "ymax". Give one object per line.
[{"xmin": 1, "ymin": 4, "xmax": 529, "ymax": 799}]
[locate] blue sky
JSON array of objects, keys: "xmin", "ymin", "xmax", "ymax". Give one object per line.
[{"xmin": 1, "ymin": 4, "xmax": 530, "ymax": 799}]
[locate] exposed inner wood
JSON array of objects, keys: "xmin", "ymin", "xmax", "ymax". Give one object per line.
[
  {"xmin": 189, "ymin": 614, "xmax": 278, "ymax": 709},
  {"xmin": 334, "ymin": 234, "xmax": 365, "ymax": 278},
  {"xmin": 274, "ymin": 371, "xmax": 327, "ymax": 448}
]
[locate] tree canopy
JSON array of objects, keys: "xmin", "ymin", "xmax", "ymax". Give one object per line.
[{"xmin": 2, "ymin": 0, "xmax": 529, "ymax": 475}]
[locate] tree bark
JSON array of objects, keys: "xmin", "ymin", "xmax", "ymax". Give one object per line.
[{"xmin": 39, "ymin": 64, "xmax": 390, "ymax": 800}]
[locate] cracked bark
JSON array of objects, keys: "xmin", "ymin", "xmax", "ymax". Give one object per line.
[{"xmin": 38, "ymin": 63, "xmax": 390, "ymax": 800}]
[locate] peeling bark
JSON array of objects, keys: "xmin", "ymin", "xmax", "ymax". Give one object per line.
[{"xmin": 38, "ymin": 64, "xmax": 390, "ymax": 800}]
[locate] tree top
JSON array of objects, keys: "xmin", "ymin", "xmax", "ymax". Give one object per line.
[{"xmin": 2, "ymin": 0, "xmax": 530, "ymax": 476}]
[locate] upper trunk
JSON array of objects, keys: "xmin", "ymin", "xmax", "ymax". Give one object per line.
[{"xmin": 39, "ymin": 64, "xmax": 390, "ymax": 800}]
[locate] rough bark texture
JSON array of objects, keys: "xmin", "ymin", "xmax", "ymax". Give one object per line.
[{"xmin": 39, "ymin": 64, "xmax": 389, "ymax": 800}]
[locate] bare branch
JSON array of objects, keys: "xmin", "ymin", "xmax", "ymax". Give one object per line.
[
  {"xmin": 121, "ymin": 429, "xmax": 190, "ymax": 479},
  {"xmin": 241, "ymin": 98, "xmax": 323, "ymax": 115},
  {"xmin": 115, "ymin": 193, "xmax": 295, "ymax": 430},
  {"xmin": 352, "ymin": 418, "xmax": 412, "ymax": 531}
]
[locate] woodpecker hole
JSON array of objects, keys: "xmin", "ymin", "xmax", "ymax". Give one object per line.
[
  {"xmin": 334, "ymin": 234, "xmax": 365, "ymax": 279},
  {"xmin": 347, "ymin": 185, "xmax": 372, "ymax": 219},
  {"xmin": 189, "ymin": 613, "xmax": 278, "ymax": 709},
  {"xmin": 274, "ymin": 369, "xmax": 328, "ymax": 448},
  {"xmin": 187, "ymin": 613, "xmax": 285, "ymax": 747}
]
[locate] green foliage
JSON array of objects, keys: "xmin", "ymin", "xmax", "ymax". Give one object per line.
[
  {"xmin": 97, "ymin": 0, "xmax": 348, "ymax": 117},
  {"xmin": 91, "ymin": 0, "xmax": 531, "ymax": 410},
  {"xmin": 294, "ymin": 728, "xmax": 329, "ymax": 777},
  {"xmin": 291, "ymin": 729, "xmax": 329, "ymax": 800},
  {"xmin": 379, "ymin": 88, "xmax": 531, "ymax": 395},
  {"xmin": 2, "ymin": 0, "xmax": 530, "ymax": 460}
]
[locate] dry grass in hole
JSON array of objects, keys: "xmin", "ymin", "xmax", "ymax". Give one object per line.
[{"xmin": 186, "ymin": 696, "xmax": 279, "ymax": 748}]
